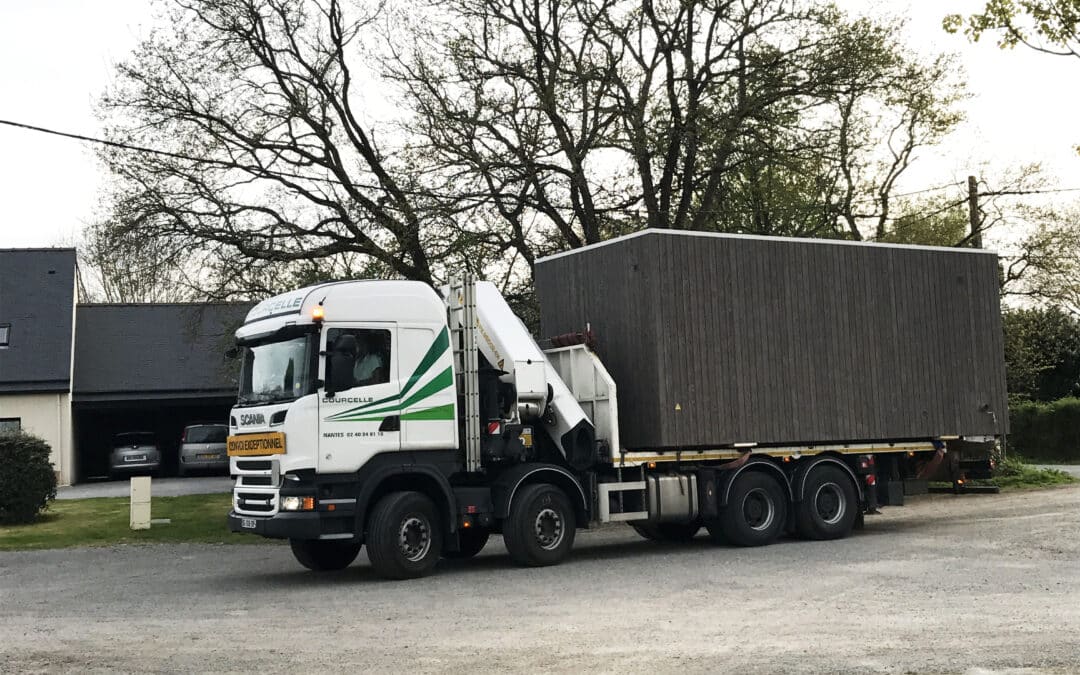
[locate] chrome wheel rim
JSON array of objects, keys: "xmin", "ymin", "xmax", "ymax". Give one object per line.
[
  {"xmin": 398, "ymin": 515, "xmax": 431, "ymax": 562},
  {"xmin": 742, "ymin": 488, "xmax": 775, "ymax": 532},
  {"xmin": 814, "ymin": 482, "xmax": 845, "ymax": 526},
  {"xmin": 534, "ymin": 507, "xmax": 564, "ymax": 550}
]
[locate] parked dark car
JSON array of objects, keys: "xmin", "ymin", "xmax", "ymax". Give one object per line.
[
  {"xmin": 178, "ymin": 423, "xmax": 229, "ymax": 476},
  {"xmin": 109, "ymin": 432, "xmax": 161, "ymax": 478}
]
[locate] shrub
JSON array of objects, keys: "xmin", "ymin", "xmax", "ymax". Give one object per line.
[
  {"xmin": 0, "ymin": 431, "xmax": 58, "ymax": 525},
  {"xmin": 1008, "ymin": 397, "xmax": 1080, "ymax": 463}
]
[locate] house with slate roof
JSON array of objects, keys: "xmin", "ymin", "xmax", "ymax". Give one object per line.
[{"xmin": 0, "ymin": 248, "xmax": 251, "ymax": 484}]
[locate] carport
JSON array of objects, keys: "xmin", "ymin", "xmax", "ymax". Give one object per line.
[{"xmin": 71, "ymin": 302, "xmax": 251, "ymax": 482}]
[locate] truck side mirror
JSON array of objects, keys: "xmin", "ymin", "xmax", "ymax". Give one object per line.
[
  {"xmin": 324, "ymin": 334, "xmax": 358, "ymax": 397},
  {"xmin": 224, "ymin": 345, "xmax": 240, "ymax": 360}
]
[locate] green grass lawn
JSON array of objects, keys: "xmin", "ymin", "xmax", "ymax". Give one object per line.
[
  {"xmin": 990, "ymin": 456, "xmax": 1077, "ymax": 490},
  {"xmin": 0, "ymin": 493, "xmax": 272, "ymax": 551}
]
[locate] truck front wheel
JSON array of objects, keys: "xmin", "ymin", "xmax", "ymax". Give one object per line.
[
  {"xmin": 366, "ymin": 491, "xmax": 443, "ymax": 579},
  {"xmin": 289, "ymin": 539, "xmax": 362, "ymax": 571},
  {"xmin": 708, "ymin": 471, "xmax": 788, "ymax": 547},
  {"xmin": 503, "ymin": 483, "xmax": 576, "ymax": 567}
]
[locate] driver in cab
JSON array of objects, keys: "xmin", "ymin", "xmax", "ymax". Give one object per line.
[{"xmin": 352, "ymin": 333, "xmax": 387, "ymax": 386}]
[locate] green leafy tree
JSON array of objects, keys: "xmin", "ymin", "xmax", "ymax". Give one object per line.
[
  {"xmin": 945, "ymin": 1, "xmax": 1080, "ymax": 58},
  {"xmin": 1002, "ymin": 306, "xmax": 1080, "ymax": 401}
]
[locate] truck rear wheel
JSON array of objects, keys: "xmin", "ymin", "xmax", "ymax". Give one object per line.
[
  {"xmin": 712, "ymin": 471, "xmax": 788, "ymax": 547},
  {"xmin": 365, "ymin": 491, "xmax": 443, "ymax": 579},
  {"xmin": 631, "ymin": 521, "xmax": 701, "ymax": 542},
  {"xmin": 795, "ymin": 464, "xmax": 858, "ymax": 540},
  {"xmin": 503, "ymin": 483, "xmax": 576, "ymax": 567},
  {"xmin": 442, "ymin": 527, "xmax": 490, "ymax": 559},
  {"xmin": 289, "ymin": 539, "xmax": 362, "ymax": 571}
]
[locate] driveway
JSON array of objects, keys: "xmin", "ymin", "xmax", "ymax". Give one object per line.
[
  {"xmin": 4, "ymin": 485, "xmax": 1080, "ymax": 672},
  {"xmin": 57, "ymin": 476, "xmax": 232, "ymax": 500}
]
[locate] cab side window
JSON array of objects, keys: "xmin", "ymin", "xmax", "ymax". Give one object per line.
[{"xmin": 327, "ymin": 328, "xmax": 391, "ymax": 388}]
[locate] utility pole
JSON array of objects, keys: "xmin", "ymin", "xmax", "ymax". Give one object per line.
[{"xmin": 967, "ymin": 175, "xmax": 982, "ymax": 248}]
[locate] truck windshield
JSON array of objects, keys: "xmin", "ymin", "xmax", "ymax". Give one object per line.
[{"xmin": 237, "ymin": 334, "xmax": 315, "ymax": 406}]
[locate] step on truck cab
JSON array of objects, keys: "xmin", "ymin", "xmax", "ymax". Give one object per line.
[{"xmin": 227, "ymin": 233, "xmax": 1003, "ymax": 580}]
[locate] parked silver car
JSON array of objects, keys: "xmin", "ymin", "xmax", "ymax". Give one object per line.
[
  {"xmin": 178, "ymin": 423, "xmax": 229, "ymax": 476},
  {"xmin": 109, "ymin": 432, "xmax": 161, "ymax": 478}
]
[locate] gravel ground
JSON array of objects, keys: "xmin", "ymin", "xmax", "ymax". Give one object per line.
[{"xmin": 3, "ymin": 486, "xmax": 1080, "ymax": 674}]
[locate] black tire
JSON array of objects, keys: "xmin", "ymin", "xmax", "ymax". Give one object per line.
[
  {"xmin": 365, "ymin": 491, "xmax": 443, "ymax": 579},
  {"xmin": 716, "ymin": 471, "xmax": 788, "ymax": 547},
  {"xmin": 503, "ymin": 483, "xmax": 576, "ymax": 567},
  {"xmin": 442, "ymin": 527, "xmax": 490, "ymax": 560},
  {"xmin": 631, "ymin": 521, "xmax": 701, "ymax": 542},
  {"xmin": 795, "ymin": 464, "xmax": 858, "ymax": 541},
  {"xmin": 289, "ymin": 538, "xmax": 362, "ymax": 571}
]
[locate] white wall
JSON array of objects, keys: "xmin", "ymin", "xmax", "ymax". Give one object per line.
[{"xmin": 0, "ymin": 392, "xmax": 74, "ymax": 485}]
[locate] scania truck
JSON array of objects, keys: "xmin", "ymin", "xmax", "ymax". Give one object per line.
[{"xmin": 226, "ymin": 230, "xmax": 1005, "ymax": 579}]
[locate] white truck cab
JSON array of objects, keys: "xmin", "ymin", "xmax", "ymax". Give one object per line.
[{"xmin": 227, "ymin": 277, "xmax": 598, "ymax": 578}]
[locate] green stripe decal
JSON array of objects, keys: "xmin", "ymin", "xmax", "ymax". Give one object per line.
[
  {"xmin": 328, "ymin": 327, "xmax": 449, "ymax": 419},
  {"xmin": 328, "ymin": 366, "xmax": 454, "ymax": 421},
  {"xmin": 339, "ymin": 404, "xmax": 455, "ymax": 423}
]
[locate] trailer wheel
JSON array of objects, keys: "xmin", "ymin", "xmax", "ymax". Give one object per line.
[
  {"xmin": 795, "ymin": 465, "xmax": 858, "ymax": 540},
  {"xmin": 631, "ymin": 521, "xmax": 701, "ymax": 542},
  {"xmin": 289, "ymin": 539, "xmax": 362, "ymax": 571},
  {"xmin": 365, "ymin": 491, "xmax": 443, "ymax": 579},
  {"xmin": 715, "ymin": 471, "xmax": 788, "ymax": 547},
  {"xmin": 442, "ymin": 527, "xmax": 490, "ymax": 559},
  {"xmin": 503, "ymin": 483, "xmax": 576, "ymax": 567}
]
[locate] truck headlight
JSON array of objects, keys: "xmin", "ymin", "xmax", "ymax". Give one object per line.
[{"xmin": 280, "ymin": 496, "xmax": 315, "ymax": 511}]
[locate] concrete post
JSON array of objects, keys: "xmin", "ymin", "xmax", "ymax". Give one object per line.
[{"xmin": 130, "ymin": 476, "xmax": 151, "ymax": 530}]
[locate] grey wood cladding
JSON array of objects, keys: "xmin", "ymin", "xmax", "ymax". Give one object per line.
[{"xmin": 535, "ymin": 230, "xmax": 1008, "ymax": 451}]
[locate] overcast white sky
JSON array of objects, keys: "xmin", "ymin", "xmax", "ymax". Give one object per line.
[{"xmin": 0, "ymin": 0, "xmax": 1078, "ymax": 249}]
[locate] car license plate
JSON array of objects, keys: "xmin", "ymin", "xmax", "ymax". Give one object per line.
[
  {"xmin": 227, "ymin": 432, "xmax": 286, "ymax": 456},
  {"xmin": 124, "ymin": 455, "xmax": 147, "ymax": 462},
  {"xmin": 241, "ymin": 518, "xmax": 256, "ymax": 529},
  {"xmin": 196, "ymin": 453, "xmax": 219, "ymax": 460}
]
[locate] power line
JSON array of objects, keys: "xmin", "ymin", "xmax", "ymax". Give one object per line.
[
  {"xmin": 6, "ymin": 117, "xmax": 1080, "ymax": 207},
  {"xmin": 0, "ymin": 117, "xmax": 395, "ymax": 194}
]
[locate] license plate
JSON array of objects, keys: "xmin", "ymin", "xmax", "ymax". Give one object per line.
[
  {"xmin": 196, "ymin": 453, "xmax": 219, "ymax": 460},
  {"xmin": 241, "ymin": 518, "xmax": 256, "ymax": 529},
  {"xmin": 227, "ymin": 432, "xmax": 286, "ymax": 456},
  {"xmin": 124, "ymin": 455, "xmax": 146, "ymax": 463}
]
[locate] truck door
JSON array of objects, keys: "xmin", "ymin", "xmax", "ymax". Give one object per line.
[{"xmin": 318, "ymin": 323, "xmax": 401, "ymax": 474}]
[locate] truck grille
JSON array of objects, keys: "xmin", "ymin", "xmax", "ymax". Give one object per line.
[
  {"xmin": 233, "ymin": 457, "xmax": 280, "ymax": 516},
  {"xmin": 236, "ymin": 492, "xmax": 276, "ymax": 513}
]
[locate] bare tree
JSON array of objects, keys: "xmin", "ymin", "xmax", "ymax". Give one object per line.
[
  {"xmin": 99, "ymin": 0, "xmax": 967, "ymax": 293},
  {"xmin": 100, "ymin": 0, "xmax": 459, "ymax": 286}
]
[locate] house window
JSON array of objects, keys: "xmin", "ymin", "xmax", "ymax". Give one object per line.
[
  {"xmin": 0, "ymin": 418, "xmax": 20, "ymax": 433},
  {"xmin": 0, "ymin": 324, "xmax": 9, "ymax": 347}
]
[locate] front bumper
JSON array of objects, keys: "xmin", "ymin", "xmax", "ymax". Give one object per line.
[{"xmin": 228, "ymin": 510, "xmax": 324, "ymax": 540}]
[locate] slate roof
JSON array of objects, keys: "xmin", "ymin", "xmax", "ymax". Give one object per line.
[
  {"xmin": 0, "ymin": 249, "xmax": 77, "ymax": 393},
  {"xmin": 73, "ymin": 302, "xmax": 253, "ymax": 402}
]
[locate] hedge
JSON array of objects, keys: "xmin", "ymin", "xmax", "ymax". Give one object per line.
[
  {"xmin": 0, "ymin": 431, "xmax": 58, "ymax": 525},
  {"xmin": 1008, "ymin": 397, "xmax": 1080, "ymax": 463}
]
